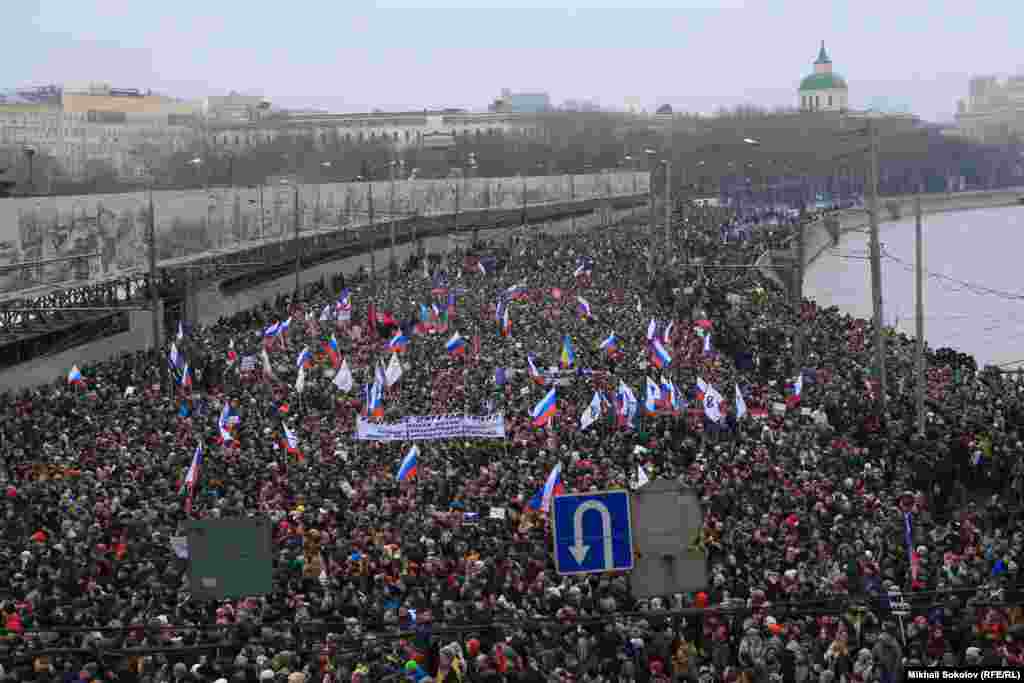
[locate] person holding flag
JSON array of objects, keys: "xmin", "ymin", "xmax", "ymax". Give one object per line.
[
  {"xmin": 560, "ymin": 335, "xmax": 575, "ymax": 369},
  {"xmin": 282, "ymin": 423, "xmax": 304, "ymax": 462},
  {"xmin": 168, "ymin": 342, "xmax": 182, "ymax": 371},
  {"xmin": 650, "ymin": 338, "xmax": 673, "ymax": 369},
  {"xmin": 616, "ymin": 381, "xmax": 638, "ymax": 430},
  {"xmin": 579, "ymin": 391, "xmax": 605, "ymax": 431},
  {"xmin": 180, "ymin": 444, "xmax": 203, "ymax": 514},
  {"xmin": 697, "ymin": 377, "xmax": 726, "ymax": 423},
  {"xmin": 576, "ymin": 297, "xmax": 592, "ymax": 320},
  {"xmin": 295, "ymin": 346, "xmax": 313, "ymax": 370},
  {"xmin": 397, "ymin": 445, "xmax": 418, "ymax": 482},
  {"xmin": 178, "ymin": 362, "xmax": 193, "ymax": 390},
  {"xmin": 333, "ymin": 358, "xmax": 354, "ymax": 392},
  {"xmin": 787, "ymin": 371, "xmax": 804, "ymax": 408},
  {"xmin": 735, "ymin": 384, "xmax": 748, "ymax": 420},
  {"xmin": 388, "ymin": 330, "xmax": 410, "ymax": 353},
  {"xmin": 527, "ymin": 354, "xmax": 546, "ymax": 385},
  {"xmin": 446, "ymin": 332, "xmax": 467, "ymax": 357},
  {"xmin": 644, "ymin": 377, "xmax": 663, "ymax": 415},
  {"xmin": 499, "ymin": 302, "xmax": 512, "ymax": 338},
  {"xmin": 385, "ymin": 352, "xmax": 403, "ymax": 388},
  {"xmin": 528, "ymin": 463, "xmax": 564, "ymax": 513},
  {"xmin": 531, "ymin": 387, "xmax": 558, "ymax": 428},
  {"xmin": 324, "ymin": 334, "xmax": 341, "ymax": 368}
]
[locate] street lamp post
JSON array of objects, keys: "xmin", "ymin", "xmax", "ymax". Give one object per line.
[
  {"xmin": 645, "ymin": 148, "xmax": 657, "ymax": 274},
  {"xmin": 23, "ymin": 146, "xmax": 36, "ymax": 196},
  {"xmin": 387, "ymin": 159, "xmax": 397, "ymax": 301},
  {"xmin": 279, "ymin": 178, "xmax": 302, "ymax": 299},
  {"xmin": 663, "ymin": 159, "xmax": 672, "ymax": 259},
  {"xmin": 315, "ymin": 161, "xmax": 332, "ymax": 229}
]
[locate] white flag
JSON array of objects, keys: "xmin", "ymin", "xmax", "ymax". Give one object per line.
[
  {"xmin": 295, "ymin": 365, "xmax": 307, "ymax": 393},
  {"xmin": 580, "ymin": 391, "xmax": 604, "ymax": 431},
  {"xmin": 636, "ymin": 464, "xmax": 651, "ymax": 489},
  {"xmin": 697, "ymin": 377, "xmax": 725, "ymax": 423},
  {"xmin": 333, "ymin": 359, "xmax": 354, "ymax": 392},
  {"xmin": 735, "ymin": 384, "xmax": 748, "ymax": 420},
  {"xmin": 385, "ymin": 352, "xmax": 403, "ymax": 388},
  {"xmin": 644, "ymin": 377, "xmax": 662, "ymax": 414},
  {"xmin": 260, "ymin": 348, "xmax": 276, "ymax": 381}
]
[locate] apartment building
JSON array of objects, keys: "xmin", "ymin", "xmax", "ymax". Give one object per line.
[
  {"xmin": 204, "ymin": 110, "xmax": 547, "ymax": 154},
  {"xmin": 955, "ymin": 75, "xmax": 1024, "ymax": 143},
  {"xmin": 60, "ymin": 83, "xmax": 201, "ymax": 179}
]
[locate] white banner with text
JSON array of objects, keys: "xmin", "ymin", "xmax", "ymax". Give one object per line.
[{"xmin": 355, "ymin": 414, "xmax": 506, "ymax": 441}]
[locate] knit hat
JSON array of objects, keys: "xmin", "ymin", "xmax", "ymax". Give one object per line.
[{"xmin": 260, "ymin": 671, "xmax": 275, "ymax": 681}]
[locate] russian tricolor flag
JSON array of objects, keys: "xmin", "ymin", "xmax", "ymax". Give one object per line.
[
  {"xmin": 446, "ymin": 332, "xmax": 466, "ymax": 356},
  {"xmin": 181, "ymin": 444, "xmax": 203, "ymax": 514},
  {"xmin": 263, "ymin": 321, "xmax": 281, "ymax": 338},
  {"xmin": 499, "ymin": 303, "xmax": 512, "ymax": 338},
  {"xmin": 388, "ymin": 332, "xmax": 410, "ymax": 353},
  {"xmin": 397, "ymin": 445, "xmax": 418, "ymax": 482},
  {"xmin": 650, "ymin": 339, "xmax": 672, "ymax": 369},
  {"xmin": 531, "ymin": 387, "xmax": 558, "ymax": 427},
  {"xmin": 528, "ymin": 462, "xmax": 564, "ymax": 512},
  {"xmin": 295, "ymin": 345, "xmax": 313, "ymax": 369},
  {"xmin": 599, "ymin": 333, "xmax": 618, "ymax": 356},
  {"xmin": 67, "ymin": 364, "xmax": 83, "ymax": 385},
  {"xmin": 786, "ymin": 372, "xmax": 804, "ymax": 408},
  {"xmin": 325, "ymin": 334, "xmax": 341, "ymax": 368},
  {"xmin": 178, "ymin": 362, "xmax": 193, "ymax": 388}
]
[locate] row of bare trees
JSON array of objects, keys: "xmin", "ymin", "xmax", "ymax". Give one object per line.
[{"xmin": 3, "ymin": 110, "xmax": 1020, "ymax": 199}]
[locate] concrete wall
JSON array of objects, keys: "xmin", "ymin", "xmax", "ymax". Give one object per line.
[
  {"xmin": 0, "ymin": 204, "xmax": 641, "ymax": 390},
  {"xmin": 0, "ymin": 172, "xmax": 649, "ymax": 297},
  {"xmin": 0, "ymin": 306, "xmax": 161, "ymax": 393}
]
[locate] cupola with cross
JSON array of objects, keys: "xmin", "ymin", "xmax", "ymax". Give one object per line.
[{"xmin": 799, "ymin": 41, "xmax": 848, "ymax": 112}]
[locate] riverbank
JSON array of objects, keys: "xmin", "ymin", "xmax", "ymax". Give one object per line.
[{"xmin": 759, "ymin": 186, "xmax": 1024, "ymax": 291}]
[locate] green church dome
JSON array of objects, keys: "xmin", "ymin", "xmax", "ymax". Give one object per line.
[{"xmin": 800, "ymin": 72, "xmax": 848, "ymax": 91}]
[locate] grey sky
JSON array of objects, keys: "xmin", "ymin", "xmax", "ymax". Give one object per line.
[{"xmin": 9, "ymin": 0, "xmax": 1023, "ymax": 122}]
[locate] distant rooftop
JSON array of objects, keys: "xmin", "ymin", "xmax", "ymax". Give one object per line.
[{"xmin": 0, "ymin": 85, "xmax": 61, "ymax": 105}]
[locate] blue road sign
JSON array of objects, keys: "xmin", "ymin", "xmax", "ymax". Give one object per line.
[{"xmin": 552, "ymin": 490, "xmax": 634, "ymax": 575}]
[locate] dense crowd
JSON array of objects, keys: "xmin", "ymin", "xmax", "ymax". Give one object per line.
[{"xmin": 1, "ymin": 204, "xmax": 1023, "ymax": 683}]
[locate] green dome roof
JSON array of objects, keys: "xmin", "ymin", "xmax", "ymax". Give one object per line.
[{"xmin": 800, "ymin": 72, "xmax": 847, "ymax": 91}]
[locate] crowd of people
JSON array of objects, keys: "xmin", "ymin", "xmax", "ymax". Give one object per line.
[{"xmin": 1, "ymin": 203, "xmax": 1023, "ymax": 683}]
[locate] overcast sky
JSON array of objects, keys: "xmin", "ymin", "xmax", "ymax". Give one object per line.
[{"xmin": 8, "ymin": 0, "xmax": 1023, "ymax": 122}]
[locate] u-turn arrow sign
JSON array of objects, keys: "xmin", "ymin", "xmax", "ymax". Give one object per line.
[{"xmin": 552, "ymin": 490, "xmax": 633, "ymax": 575}]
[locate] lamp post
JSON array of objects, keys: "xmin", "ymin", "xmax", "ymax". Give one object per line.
[
  {"xmin": 387, "ymin": 159, "xmax": 397, "ymax": 299},
  {"xmin": 280, "ymin": 178, "xmax": 302, "ymax": 298},
  {"xmin": 189, "ymin": 157, "xmax": 202, "ymax": 189},
  {"xmin": 23, "ymin": 146, "xmax": 36, "ymax": 196},
  {"xmin": 315, "ymin": 161, "xmax": 331, "ymax": 229},
  {"xmin": 408, "ymin": 167, "xmax": 420, "ymax": 255},
  {"xmin": 645, "ymin": 148, "xmax": 657, "ymax": 274}
]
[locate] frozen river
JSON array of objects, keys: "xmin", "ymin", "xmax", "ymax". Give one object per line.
[{"xmin": 804, "ymin": 204, "xmax": 1024, "ymax": 368}]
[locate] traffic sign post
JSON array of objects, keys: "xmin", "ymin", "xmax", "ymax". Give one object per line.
[
  {"xmin": 630, "ymin": 479, "xmax": 707, "ymax": 598},
  {"xmin": 552, "ymin": 490, "xmax": 634, "ymax": 576}
]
